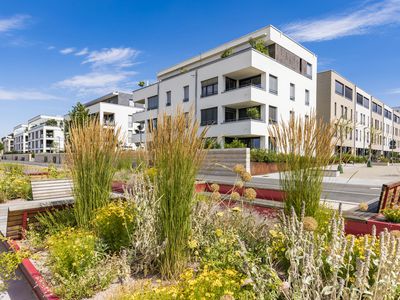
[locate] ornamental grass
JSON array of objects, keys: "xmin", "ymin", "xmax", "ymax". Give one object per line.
[
  {"xmin": 66, "ymin": 117, "xmax": 121, "ymax": 227},
  {"xmin": 149, "ymin": 107, "xmax": 207, "ymax": 279},
  {"xmin": 269, "ymin": 114, "xmax": 335, "ymax": 217}
]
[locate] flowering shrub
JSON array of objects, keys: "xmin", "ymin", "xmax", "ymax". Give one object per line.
[
  {"xmin": 0, "ymin": 168, "xmax": 31, "ymax": 202},
  {"xmin": 382, "ymin": 207, "xmax": 400, "ymax": 223},
  {"xmin": 0, "ymin": 244, "xmax": 30, "ymax": 291},
  {"xmin": 121, "ymin": 266, "xmax": 254, "ymax": 299},
  {"xmin": 92, "ymin": 201, "xmax": 136, "ymax": 252},
  {"xmin": 47, "ymin": 228, "xmax": 100, "ymax": 277}
]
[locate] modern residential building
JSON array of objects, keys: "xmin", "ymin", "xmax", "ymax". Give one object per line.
[
  {"xmin": 27, "ymin": 115, "xmax": 65, "ymax": 153},
  {"xmin": 13, "ymin": 124, "xmax": 29, "ymax": 153},
  {"xmin": 1, "ymin": 134, "xmax": 14, "ymax": 153},
  {"xmin": 84, "ymin": 91, "xmax": 145, "ymax": 149},
  {"xmin": 317, "ymin": 70, "xmax": 400, "ymax": 157},
  {"xmin": 129, "ymin": 25, "xmax": 317, "ymax": 149}
]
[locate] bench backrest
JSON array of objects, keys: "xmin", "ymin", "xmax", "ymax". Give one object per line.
[
  {"xmin": 378, "ymin": 181, "xmax": 400, "ymax": 212},
  {"xmin": 31, "ymin": 179, "xmax": 74, "ymax": 201}
]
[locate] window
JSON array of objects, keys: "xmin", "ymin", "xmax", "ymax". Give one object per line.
[
  {"xmin": 334, "ymin": 102, "xmax": 337, "ymax": 116},
  {"xmin": 269, "ymin": 75, "xmax": 278, "ymax": 94},
  {"xmin": 225, "ymin": 78, "xmax": 236, "ymax": 91},
  {"xmin": 345, "ymin": 86, "xmax": 353, "ymax": 101},
  {"xmin": 239, "ymin": 75, "xmax": 261, "ymax": 88},
  {"xmin": 372, "ymin": 102, "xmax": 382, "ymax": 115},
  {"xmin": 355, "ymin": 129, "xmax": 358, "ymax": 141},
  {"xmin": 166, "ymin": 91, "xmax": 171, "ymax": 106},
  {"xmin": 290, "ymin": 83, "xmax": 295, "ymax": 101},
  {"xmin": 147, "ymin": 118, "xmax": 158, "ymax": 131},
  {"xmin": 201, "ymin": 77, "xmax": 218, "ymax": 97},
  {"xmin": 147, "ymin": 95, "xmax": 159, "ymax": 110},
  {"xmin": 238, "ymin": 106, "xmax": 261, "ymax": 120},
  {"xmin": 128, "ymin": 115, "xmax": 133, "ymax": 128},
  {"xmin": 268, "ymin": 136, "xmax": 276, "ymax": 152},
  {"xmin": 225, "ymin": 107, "xmax": 236, "ymax": 122},
  {"xmin": 341, "ymin": 105, "xmax": 344, "ymax": 117},
  {"xmin": 306, "ymin": 63, "xmax": 312, "ymax": 77},
  {"xmin": 357, "ymin": 93, "xmax": 363, "ymax": 105},
  {"xmin": 305, "ymin": 89, "xmax": 310, "ymax": 106},
  {"xmin": 384, "ymin": 109, "xmax": 392, "ymax": 120},
  {"xmin": 269, "ymin": 106, "xmax": 278, "ymax": 124},
  {"xmin": 201, "ymin": 107, "xmax": 218, "ymax": 126},
  {"xmin": 344, "ymin": 107, "xmax": 348, "ymax": 119},
  {"xmin": 183, "ymin": 85, "xmax": 189, "ymax": 102},
  {"xmin": 128, "ymin": 130, "xmax": 133, "ymax": 143},
  {"xmin": 363, "ymin": 97, "xmax": 369, "ymax": 109},
  {"xmin": 335, "ymin": 80, "xmax": 344, "ymax": 96}
]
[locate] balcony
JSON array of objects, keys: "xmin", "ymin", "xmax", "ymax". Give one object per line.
[
  {"xmin": 207, "ymin": 85, "xmax": 266, "ymax": 108},
  {"xmin": 208, "ymin": 118, "xmax": 266, "ymax": 137}
]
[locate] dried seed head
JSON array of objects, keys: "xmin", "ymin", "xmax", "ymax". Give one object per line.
[
  {"xmin": 391, "ymin": 230, "xmax": 400, "ymax": 238},
  {"xmin": 243, "ymin": 188, "xmax": 257, "ymax": 201},
  {"xmin": 210, "ymin": 191, "xmax": 221, "ymax": 201},
  {"xmin": 210, "ymin": 183, "xmax": 220, "ymax": 192},
  {"xmin": 233, "ymin": 164, "xmax": 245, "ymax": 174},
  {"xmin": 303, "ymin": 216, "xmax": 318, "ymax": 232},
  {"xmin": 241, "ymin": 171, "xmax": 252, "ymax": 182},
  {"xmin": 358, "ymin": 202, "xmax": 369, "ymax": 212},
  {"xmin": 220, "ymin": 295, "xmax": 234, "ymax": 300},
  {"xmin": 230, "ymin": 191, "xmax": 241, "ymax": 201},
  {"xmin": 234, "ymin": 180, "xmax": 244, "ymax": 189}
]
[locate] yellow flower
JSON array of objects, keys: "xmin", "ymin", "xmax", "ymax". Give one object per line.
[
  {"xmin": 231, "ymin": 206, "xmax": 241, "ymax": 213},
  {"xmin": 215, "ymin": 228, "xmax": 223, "ymax": 237},
  {"xmin": 216, "ymin": 211, "xmax": 224, "ymax": 217},
  {"xmin": 188, "ymin": 239, "xmax": 198, "ymax": 249}
]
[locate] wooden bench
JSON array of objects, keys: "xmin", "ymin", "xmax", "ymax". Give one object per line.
[
  {"xmin": 4, "ymin": 179, "xmax": 74, "ymax": 239},
  {"xmin": 378, "ymin": 181, "xmax": 400, "ymax": 212}
]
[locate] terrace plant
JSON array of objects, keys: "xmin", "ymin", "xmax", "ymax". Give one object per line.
[
  {"xmin": 149, "ymin": 107, "xmax": 207, "ymax": 278},
  {"xmin": 269, "ymin": 114, "xmax": 335, "ymax": 217},
  {"xmin": 66, "ymin": 117, "xmax": 121, "ymax": 227}
]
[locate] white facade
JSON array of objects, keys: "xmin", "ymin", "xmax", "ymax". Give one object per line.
[
  {"xmin": 130, "ymin": 25, "xmax": 317, "ymax": 149},
  {"xmin": 27, "ymin": 115, "xmax": 65, "ymax": 153},
  {"xmin": 13, "ymin": 124, "xmax": 28, "ymax": 153},
  {"xmin": 83, "ymin": 91, "xmax": 144, "ymax": 149},
  {"xmin": 1, "ymin": 135, "xmax": 14, "ymax": 153}
]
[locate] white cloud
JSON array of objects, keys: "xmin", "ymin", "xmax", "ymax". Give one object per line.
[
  {"xmin": 83, "ymin": 47, "xmax": 140, "ymax": 67},
  {"xmin": 0, "ymin": 15, "xmax": 30, "ymax": 33},
  {"xmin": 0, "ymin": 88, "xmax": 60, "ymax": 101},
  {"xmin": 283, "ymin": 0, "xmax": 400, "ymax": 42},
  {"xmin": 60, "ymin": 47, "xmax": 75, "ymax": 55},
  {"xmin": 75, "ymin": 47, "xmax": 89, "ymax": 56},
  {"xmin": 47, "ymin": 46, "xmax": 55, "ymax": 50},
  {"xmin": 388, "ymin": 88, "xmax": 400, "ymax": 94}
]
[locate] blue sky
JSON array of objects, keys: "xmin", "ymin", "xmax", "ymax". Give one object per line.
[{"xmin": 0, "ymin": 0, "xmax": 400, "ymax": 137}]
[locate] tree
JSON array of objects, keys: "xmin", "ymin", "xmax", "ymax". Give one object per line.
[
  {"xmin": 367, "ymin": 125, "xmax": 382, "ymax": 167},
  {"xmin": 334, "ymin": 117, "xmax": 353, "ymax": 173},
  {"xmin": 0, "ymin": 142, "xmax": 3, "ymax": 152},
  {"xmin": 65, "ymin": 102, "xmax": 90, "ymax": 140},
  {"xmin": 45, "ymin": 119, "xmax": 58, "ymax": 126}
]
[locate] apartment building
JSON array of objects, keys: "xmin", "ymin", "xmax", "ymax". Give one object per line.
[
  {"xmin": 1, "ymin": 134, "xmax": 14, "ymax": 153},
  {"xmin": 317, "ymin": 70, "xmax": 400, "ymax": 157},
  {"xmin": 129, "ymin": 25, "xmax": 317, "ymax": 149},
  {"xmin": 27, "ymin": 115, "xmax": 65, "ymax": 153},
  {"xmin": 84, "ymin": 91, "xmax": 145, "ymax": 149},
  {"xmin": 13, "ymin": 124, "xmax": 29, "ymax": 153}
]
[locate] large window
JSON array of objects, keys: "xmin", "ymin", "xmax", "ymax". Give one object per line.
[
  {"xmin": 269, "ymin": 75, "xmax": 278, "ymax": 94},
  {"xmin": 147, "ymin": 95, "xmax": 159, "ymax": 110},
  {"xmin": 372, "ymin": 102, "xmax": 382, "ymax": 115},
  {"xmin": 238, "ymin": 106, "xmax": 261, "ymax": 120},
  {"xmin": 166, "ymin": 91, "xmax": 171, "ymax": 106},
  {"xmin": 239, "ymin": 75, "xmax": 261, "ymax": 88},
  {"xmin": 201, "ymin": 77, "xmax": 218, "ymax": 97},
  {"xmin": 225, "ymin": 137, "xmax": 261, "ymax": 149},
  {"xmin": 384, "ymin": 109, "xmax": 392, "ymax": 120},
  {"xmin": 269, "ymin": 106, "xmax": 278, "ymax": 124},
  {"xmin": 345, "ymin": 86, "xmax": 353, "ymax": 101},
  {"xmin": 201, "ymin": 107, "xmax": 218, "ymax": 126},
  {"xmin": 357, "ymin": 93, "xmax": 363, "ymax": 105},
  {"xmin": 305, "ymin": 89, "xmax": 310, "ymax": 106},
  {"xmin": 363, "ymin": 97, "xmax": 369, "ymax": 109},
  {"xmin": 335, "ymin": 80, "xmax": 344, "ymax": 96},
  {"xmin": 290, "ymin": 83, "xmax": 295, "ymax": 101},
  {"xmin": 225, "ymin": 77, "xmax": 236, "ymax": 91},
  {"xmin": 225, "ymin": 107, "xmax": 236, "ymax": 122},
  {"xmin": 306, "ymin": 63, "xmax": 312, "ymax": 77},
  {"xmin": 183, "ymin": 85, "xmax": 189, "ymax": 102}
]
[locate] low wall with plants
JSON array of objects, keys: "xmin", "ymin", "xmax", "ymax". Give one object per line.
[{"xmin": 199, "ymin": 148, "xmax": 250, "ymax": 177}]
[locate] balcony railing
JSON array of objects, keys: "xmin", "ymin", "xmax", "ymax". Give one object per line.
[
  {"xmin": 223, "ymin": 117, "xmax": 263, "ymax": 123},
  {"xmin": 223, "ymin": 83, "xmax": 264, "ymax": 93}
]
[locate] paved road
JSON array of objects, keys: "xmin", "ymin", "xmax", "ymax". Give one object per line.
[
  {"xmin": 200, "ymin": 175, "xmax": 382, "ymax": 205},
  {"xmin": 0, "ymin": 243, "xmax": 37, "ymax": 300}
]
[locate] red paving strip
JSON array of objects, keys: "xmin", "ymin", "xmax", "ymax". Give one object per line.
[{"xmin": 4, "ymin": 240, "xmax": 59, "ymax": 300}]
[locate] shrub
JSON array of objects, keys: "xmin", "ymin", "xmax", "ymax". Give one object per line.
[
  {"xmin": 382, "ymin": 207, "xmax": 400, "ymax": 223},
  {"xmin": 250, "ymin": 149, "xmax": 288, "ymax": 163},
  {"xmin": 47, "ymin": 164, "xmax": 69, "ymax": 179},
  {"xmin": 269, "ymin": 114, "xmax": 335, "ymax": 217},
  {"xmin": 249, "ymin": 37, "xmax": 269, "ymax": 56},
  {"xmin": 225, "ymin": 138, "xmax": 246, "ymax": 149},
  {"xmin": 150, "ymin": 108, "xmax": 207, "ymax": 278},
  {"xmin": 46, "ymin": 228, "xmax": 100, "ymax": 277},
  {"xmin": 66, "ymin": 117, "xmax": 121, "ymax": 227},
  {"xmin": 0, "ymin": 169, "xmax": 31, "ymax": 202},
  {"xmin": 34, "ymin": 207, "xmax": 76, "ymax": 238},
  {"xmin": 92, "ymin": 201, "xmax": 136, "ymax": 252},
  {"xmin": 0, "ymin": 245, "xmax": 30, "ymax": 291}
]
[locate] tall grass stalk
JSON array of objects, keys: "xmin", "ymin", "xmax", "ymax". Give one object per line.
[
  {"xmin": 269, "ymin": 114, "xmax": 335, "ymax": 217},
  {"xmin": 149, "ymin": 107, "xmax": 207, "ymax": 278},
  {"xmin": 66, "ymin": 117, "xmax": 121, "ymax": 227}
]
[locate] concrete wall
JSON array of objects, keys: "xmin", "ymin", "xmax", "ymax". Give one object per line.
[
  {"xmin": 34, "ymin": 153, "xmax": 66, "ymax": 164},
  {"xmin": 1, "ymin": 153, "xmax": 32, "ymax": 162},
  {"xmin": 198, "ymin": 148, "xmax": 250, "ymax": 177}
]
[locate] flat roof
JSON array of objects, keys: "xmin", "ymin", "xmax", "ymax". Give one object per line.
[{"xmin": 83, "ymin": 91, "xmax": 133, "ymax": 107}]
